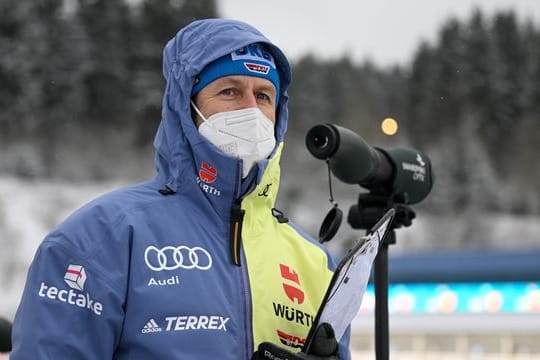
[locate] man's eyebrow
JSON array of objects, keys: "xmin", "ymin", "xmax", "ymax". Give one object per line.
[
  {"xmin": 255, "ymin": 83, "xmax": 277, "ymax": 97},
  {"xmin": 214, "ymin": 77, "xmax": 243, "ymax": 87},
  {"xmin": 214, "ymin": 77, "xmax": 276, "ymax": 94},
  {"xmin": 257, "ymin": 83, "xmax": 276, "ymax": 91}
]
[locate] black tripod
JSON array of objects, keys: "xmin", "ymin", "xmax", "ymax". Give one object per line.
[{"xmin": 348, "ymin": 192, "xmax": 416, "ymax": 360}]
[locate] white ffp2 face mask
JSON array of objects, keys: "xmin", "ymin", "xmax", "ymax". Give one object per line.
[{"xmin": 192, "ymin": 102, "xmax": 277, "ymax": 178}]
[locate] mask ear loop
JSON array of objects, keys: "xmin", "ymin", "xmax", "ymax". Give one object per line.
[
  {"xmin": 318, "ymin": 159, "xmax": 343, "ymax": 243},
  {"xmin": 190, "ymin": 100, "xmax": 209, "ymax": 125}
]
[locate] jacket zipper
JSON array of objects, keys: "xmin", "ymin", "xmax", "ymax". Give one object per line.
[
  {"xmin": 240, "ymin": 248, "xmax": 254, "ymax": 358},
  {"xmin": 230, "ymin": 203, "xmax": 245, "ymax": 266},
  {"xmin": 229, "ymin": 201, "xmax": 254, "ymax": 357}
]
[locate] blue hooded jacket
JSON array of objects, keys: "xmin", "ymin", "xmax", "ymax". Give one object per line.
[{"xmin": 11, "ymin": 19, "xmax": 351, "ymax": 359}]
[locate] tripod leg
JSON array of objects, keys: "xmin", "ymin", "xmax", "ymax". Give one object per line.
[{"xmin": 374, "ymin": 242, "xmax": 389, "ymax": 360}]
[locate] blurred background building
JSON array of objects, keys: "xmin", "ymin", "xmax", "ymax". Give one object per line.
[{"xmin": 1, "ymin": 0, "xmax": 539, "ymax": 358}]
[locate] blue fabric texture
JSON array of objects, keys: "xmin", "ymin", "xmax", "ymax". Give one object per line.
[
  {"xmin": 10, "ymin": 18, "xmax": 351, "ymax": 360},
  {"xmin": 191, "ymin": 43, "xmax": 281, "ymax": 102}
]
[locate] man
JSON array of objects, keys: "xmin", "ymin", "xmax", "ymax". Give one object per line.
[
  {"xmin": 0, "ymin": 317, "xmax": 11, "ymax": 355},
  {"xmin": 11, "ymin": 19, "xmax": 351, "ymax": 359}
]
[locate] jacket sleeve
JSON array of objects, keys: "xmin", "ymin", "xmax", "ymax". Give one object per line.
[
  {"xmin": 11, "ymin": 207, "xmax": 129, "ymax": 359},
  {"xmin": 338, "ymin": 326, "xmax": 352, "ymax": 360}
]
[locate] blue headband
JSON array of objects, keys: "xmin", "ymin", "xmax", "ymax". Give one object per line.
[{"xmin": 192, "ymin": 43, "xmax": 280, "ymax": 103}]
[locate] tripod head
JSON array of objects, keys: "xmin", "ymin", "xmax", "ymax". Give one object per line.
[{"xmin": 348, "ymin": 192, "xmax": 416, "ymax": 245}]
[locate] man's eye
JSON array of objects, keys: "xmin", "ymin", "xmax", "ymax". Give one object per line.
[
  {"xmin": 220, "ymin": 88, "xmax": 236, "ymax": 96},
  {"xmin": 256, "ymin": 93, "xmax": 271, "ymax": 102}
]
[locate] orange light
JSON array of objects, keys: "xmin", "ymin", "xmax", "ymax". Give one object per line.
[{"xmin": 381, "ymin": 118, "xmax": 398, "ymax": 136}]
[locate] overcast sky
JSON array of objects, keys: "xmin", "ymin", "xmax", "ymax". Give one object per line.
[{"xmin": 217, "ymin": 0, "xmax": 540, "ymax": 67}]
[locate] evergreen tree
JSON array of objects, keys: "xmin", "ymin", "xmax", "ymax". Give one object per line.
[
  {"xmin": 406, "ymin": 42, "xmax": 438, "ymax": 146},
  {"xmin": 487, "ymin": 12, "xmax": 528, "ymax": 176},
  {"xmin": 430, "ymin": 19, "xmax": 467, "ymax": 135},
  {"xmin": 507, "ymin": 26, "xmax": 540, "ymax": 213},
  {"xmin": 378, "ymin": 65, "xmax": 408, "ymax": 144},
  {"xmin": 1, "ymin": 3, "xmax": 539, "ymax": 215},
  {"xmin": 406, "ymin": 18, "xmax": 468, "ymax": 151},
  {"xmin": 1, "ymin": 0, "xmax": 83, "ymax": 177},
  {"xmin": 0, "ymin": 0, "xmax": 24, "ymax": 142},
  {"xmin": 130, "ymin": 0, "xmax": 218, "ymax": 146},
  {"xmin": 76, "ymin": 0, "xmax": 134, "ymax": 128},
  {"xmin": 344, "ymin": 61, "xmax": 406, "ymax": 144},
  {"xmin": 323, "ymin": 58, "xmax": 352, "ymax": 131},
  {"xmin": 287, "ymin": 55, "xmax": 332, "ymax": 136},
  {"xmin": 462, "ymin": 10, "xmax": 497, "ymax": 134}
]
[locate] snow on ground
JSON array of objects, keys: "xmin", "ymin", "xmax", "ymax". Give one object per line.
[{"xmin": 0, "ymin": 176, "xmax": 127, "ymax": 319}]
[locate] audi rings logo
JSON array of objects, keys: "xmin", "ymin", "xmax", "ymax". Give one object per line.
[{"xmin": 144, "ymin": 245, "xmax": 213, "ymax": 272}]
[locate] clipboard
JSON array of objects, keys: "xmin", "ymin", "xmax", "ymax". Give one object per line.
[{"xmin": 302, "ymin": 208, "xmax": 395, "ymax": 353}]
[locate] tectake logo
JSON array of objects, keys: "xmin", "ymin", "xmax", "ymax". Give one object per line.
[
  {"xmin": 64, "ymin": 264, "xmax": 87, "ymax": 290},
  {"xmin": 38, "ymin": 264, "xmax": 103, "ymax": 316},
  {"xmin": 279, "ymin": 264, "xmax": 305, "ymax": 305},
  {"xmin": 199, "ymin": 162, "xmax": 217, "ymax": 183}
]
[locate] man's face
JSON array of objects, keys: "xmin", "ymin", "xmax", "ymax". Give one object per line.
[{"xmin": 193, "ymin": 75, "xmax": 277, "ymax": 127}]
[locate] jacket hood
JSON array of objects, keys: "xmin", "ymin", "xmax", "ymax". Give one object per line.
[{"xmin": 153, "ymin": 18, "xmax": 292, "ymax": 196}]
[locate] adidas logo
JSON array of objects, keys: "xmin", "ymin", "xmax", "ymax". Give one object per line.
[{"xmin": 141, "ymin": 319, "xmax": 162, "ymax": 334}]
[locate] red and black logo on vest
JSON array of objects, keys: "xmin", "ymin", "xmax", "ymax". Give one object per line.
[
  {"xmin": 276, "ymin": 329, "xmax": 306, "ymax": 349},
  {"xmin": 199, "ymin": 162, "xmax": 217, "ymax": 183},
  {"xmin": 272, "ymin": 264, "xmax": 314, "ymax": 331},
  {"xmin": 280, "ymin": 264, "xmax": 304, "ymax": 304}
]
